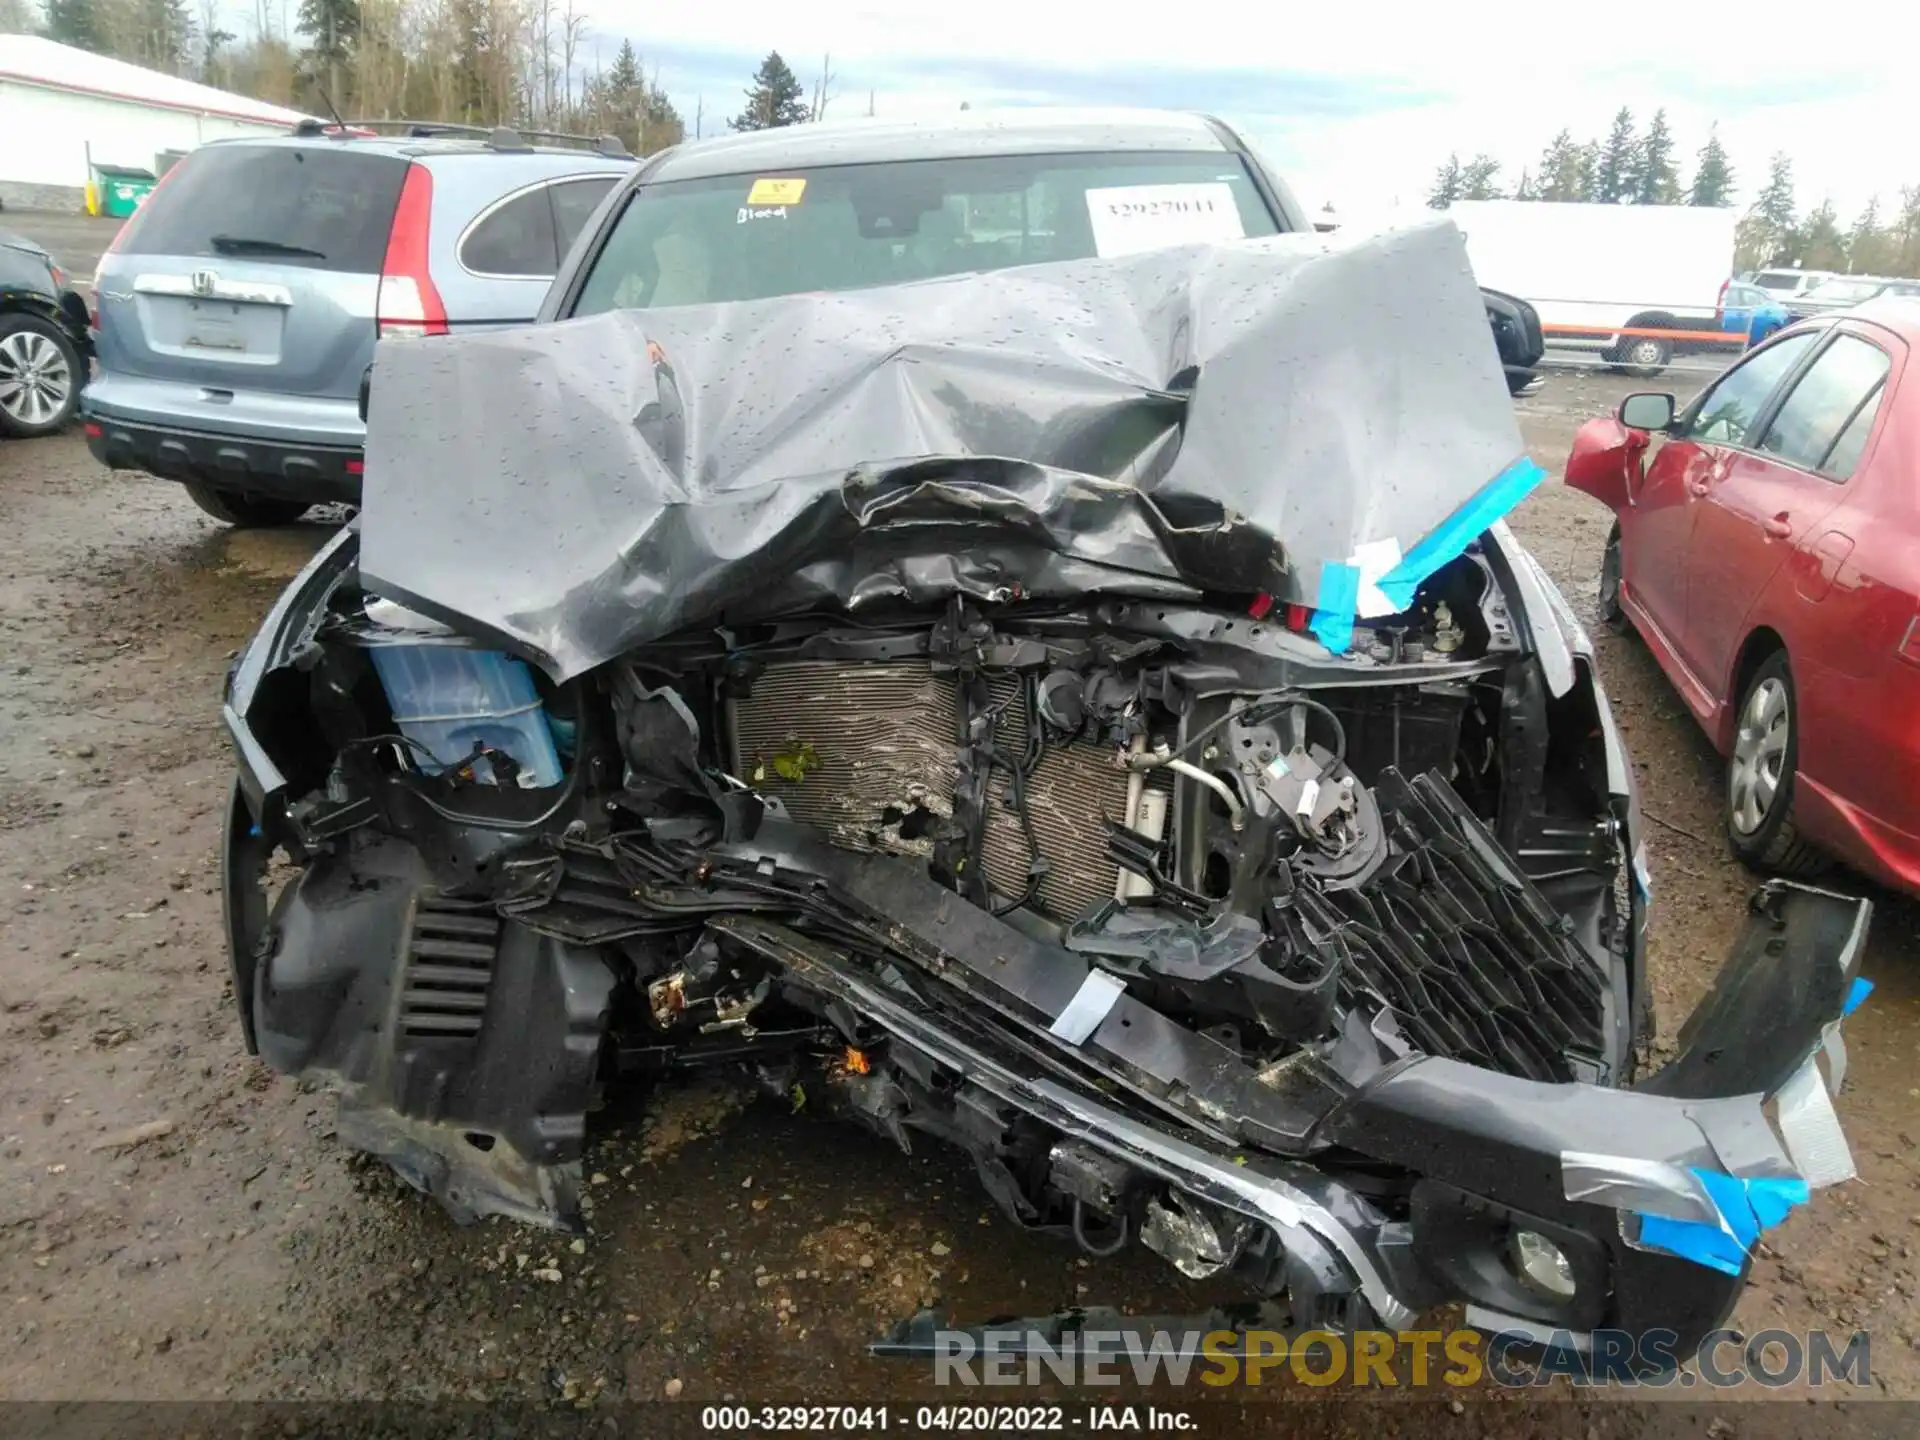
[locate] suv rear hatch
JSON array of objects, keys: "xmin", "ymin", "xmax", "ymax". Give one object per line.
[{"xmin": 89, "ymin": 143, "xmax": 410, "ymax": 443}]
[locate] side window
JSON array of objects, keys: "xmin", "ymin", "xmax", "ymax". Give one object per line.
[
  {"xmin": 551, "ymin": 177, "xmax": 619, "ymax": 257},
  {"xmin": 1820, "ymin": 386, "xmax": 1884, "ymax": 480},
  {"xmin": 460, "ymin": 187, "xmax": 559, "ymax": 277},
  {"xmin": 1684, "ymin": 332, "xmax": 1818, "ymax": 444},
  {"xmin": 1755, "ymin": 334, "xmax": 1892, "ymax": 479}
]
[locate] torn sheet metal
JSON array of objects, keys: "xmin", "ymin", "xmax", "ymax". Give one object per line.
[{"xmin": 358, "ymin": 219, "xmax": 1524, "ymax": 681}]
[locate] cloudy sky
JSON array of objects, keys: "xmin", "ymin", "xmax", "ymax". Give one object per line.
[{"xmin": 549, "ymin": 1, "xmax": 1910, "ymax": 222}]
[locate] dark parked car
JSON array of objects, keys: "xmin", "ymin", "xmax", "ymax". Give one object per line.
[
  {"xmin": 1, "ymin": 229, "xmax": 90, "ymax": 438},
  {"xmin": 222, "ymin": 109, "xmax": 1870, "ymax": 1372},
  {"xmin": 1785, "ymin": 275, "xmax": 1920, "ymax": 321},
  {"xmin": 1484, "ymin": 285, "xmax": 1546, "ymax": 393}
]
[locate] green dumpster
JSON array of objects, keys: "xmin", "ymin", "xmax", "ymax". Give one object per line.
[{"xmin": 93, "ymin": 165, "xmax": 158, "ymax": 219}]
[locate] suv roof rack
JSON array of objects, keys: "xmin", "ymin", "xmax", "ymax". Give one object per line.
[{"xmin": 288, "ymin": 117, "xmax": 630, "ymax": 158}]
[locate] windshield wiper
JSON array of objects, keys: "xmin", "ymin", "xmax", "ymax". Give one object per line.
[{"xmin": 208, "ymin": 235, "xmax": 327, "ymax": 259}]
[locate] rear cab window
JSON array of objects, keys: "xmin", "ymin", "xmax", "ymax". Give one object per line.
[
  {"xmin": 1755, "ymin": 333, "xmax": 1892, "ymax": 479},
  {"xmin": 111, "ymin": 143, "xmax": 409, "ymax": 273},
  {"xmin": 570, "ymin": 150, "xmax": 1279, "ymax": 315}
]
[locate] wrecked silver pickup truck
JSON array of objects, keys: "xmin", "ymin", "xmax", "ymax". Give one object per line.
[{"xmin": 220, "ymin": 190, "xmax": 1869, "ymax": 1371}]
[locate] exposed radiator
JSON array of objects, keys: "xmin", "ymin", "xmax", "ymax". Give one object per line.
[{"xmin": 725, "ymin": 659, "xmax": 1141, "ymax": 921}]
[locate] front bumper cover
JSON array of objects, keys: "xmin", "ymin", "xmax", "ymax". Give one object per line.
[{"xmin": 224, "ymin": 743, "xmax": 1869, "ymax": 1368}]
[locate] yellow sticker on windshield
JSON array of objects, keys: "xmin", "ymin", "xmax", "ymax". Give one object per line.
[{"xmin": 747, "ymin": 177, "xmax": 807, "ymax": 206}]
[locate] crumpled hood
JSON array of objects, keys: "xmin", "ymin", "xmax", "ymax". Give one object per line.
[{"xmin": 359, "ymin": 217, "xmax": 1526, "ymax": 681}]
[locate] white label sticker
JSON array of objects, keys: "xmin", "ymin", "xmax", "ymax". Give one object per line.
[
  {"xmin": 1348, "ymin": 538, "xmax": 1407, "ymax": 619},
  {"xmin": 1085, "ymin": 183, "xmax": 1244, "ymax": 257}
]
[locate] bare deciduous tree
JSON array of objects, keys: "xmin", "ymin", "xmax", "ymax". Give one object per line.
[{"xmin": 808, "ymin": 51, "xmax": 835, "ymax": 122}]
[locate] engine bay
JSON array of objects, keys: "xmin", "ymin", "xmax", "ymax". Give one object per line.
[{"xmin": 247, "ymin": 540, "xmax": 1629, "ymax": 1112}]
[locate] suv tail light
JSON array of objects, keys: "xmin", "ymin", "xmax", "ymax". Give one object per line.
[
  {"xmin": 377, "ymin": 164, "xmax": 447, "ymax": 339},
  {"xmin": 1716, "ymin": 277, "xmax": 1731, "ymax": 325}
]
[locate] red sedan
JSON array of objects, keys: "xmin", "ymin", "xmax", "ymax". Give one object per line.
[{"xmin": 1566, "ymin": 300, "xmax": 1920, "ymax": 893}]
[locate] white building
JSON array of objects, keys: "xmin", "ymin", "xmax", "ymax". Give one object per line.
[{"xmin": 0, "ymin": 35, "xmax": 313, "ymax": 212}]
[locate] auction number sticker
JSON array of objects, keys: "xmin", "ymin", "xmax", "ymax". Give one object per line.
[
  {"xmin": 747, "ymin": 176, "xmax": 809, "ymax": 206},
  {"xmin": 1084, "ymin": 182, "xmax": 1244, "ymax": 256}
]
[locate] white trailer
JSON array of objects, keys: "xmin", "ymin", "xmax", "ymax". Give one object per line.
[{"xmin": 1445, "ymin": 200, "xmax": 1740, "ymax": 372}]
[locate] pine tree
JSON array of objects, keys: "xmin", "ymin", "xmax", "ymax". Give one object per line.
[
  {"xmin": 1594, "ymin": 107, "xmax": 1638, "ymax": 203},
  {"xmin": 1513, "ymin": 168, "xmax": 1535, "ymax": 201},
  {"xmin": 1736, "ymin": 153, "xmax": 1799, "ymax": 268},
  {"xmin": 1427, "ymin": 153, "xmax": 1463, "ymax": 209},
  {"xmin": 1894, "ymin": 187, "xmax": 1920, "ymax": 279},
  {"xmin": 1848, "ymin": 196, "xmax": 1894, "ymax": 275},
  {"xmin": 1631, "ymin": 108, "xmax": 1680, "ymax": 204},
  {"xmin": 297, "ymin": 0, "xmax": 360, "ymax": 64},
  {"xmin": 1459, "ymin": 154, "xmax": 1504, "ymax": 201},
  {"xmin": 1797, "ymin": 200, "xmax": 1846, "ymax": 271},
  {"xmin": 45, "ymin": 0, "xmax": 105, "ymax": 51},
  {"xmin": 732, "ymin": 51, "xmax": 808, "ymax": 131},
  {"xmin": 297, "ymin": 0, "xmax": 359, "ymax": 102},
  {"xmin": 606, "ymin": 38, "xmax": 641, "ymax": 96},
  {"xmin": 1689, "ymin": 125, "xmax": 1735, "ymax": 207},
  {"xmin": 1575, "ymin": 140, "xmax": 1600, "ymax": 201},
  {"xmin": 641, "ymin": 86, "xmax": 684, "ymax": 152},
  {"xmin": 1535, "ymin": 130, "xmax": 1589, "ymax": 202}
]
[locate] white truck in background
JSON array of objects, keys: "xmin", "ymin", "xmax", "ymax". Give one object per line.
[{"xmin": 1445, "ymin": 200, "xmax": 1740, "ymax": 375}]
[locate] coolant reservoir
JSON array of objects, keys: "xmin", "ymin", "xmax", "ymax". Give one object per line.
[{"xmin": 367, "ymin": 641, "xmax": 562, "ymax": 788}]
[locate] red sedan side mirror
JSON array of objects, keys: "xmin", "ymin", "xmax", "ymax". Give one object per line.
[{"xmin": 1565, "ymin": 417, "xmax": 1651, "ymax": 513}]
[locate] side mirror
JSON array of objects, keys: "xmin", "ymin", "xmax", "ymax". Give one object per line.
[
  {"xmin": 357, "ymin": 366, "xmax": 372, "ymax": 425},
  {"xmin": 1618, "ymin": 392, "xmax": 1675, "ymax": 432}
]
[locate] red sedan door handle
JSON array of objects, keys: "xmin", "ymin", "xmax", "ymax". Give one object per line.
[{"xmin": 1763, "ymin": 513, "xmax": 1793, "ymax": 540}]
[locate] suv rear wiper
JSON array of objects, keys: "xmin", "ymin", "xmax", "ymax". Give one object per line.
[{"xmin": 207, "ymin": 235, "xmax": 327, "ymax": 259}]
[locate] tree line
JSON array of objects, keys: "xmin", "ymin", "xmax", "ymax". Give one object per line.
[
  {"xmin": 1429, "ymin": 107, "xmax": 1920, "ymax": 278},
  {"xmin": 3, "ymin": 0, "xmax": 843, "ymax": 156},
  {"xmin": 13, "ymin": 2, "xmax": 1918, "ymax": 280}
]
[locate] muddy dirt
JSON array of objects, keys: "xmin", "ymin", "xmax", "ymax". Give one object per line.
[{"xmin": 4, "ymin": 366, "xmax": 1919, "ymax": 1422}]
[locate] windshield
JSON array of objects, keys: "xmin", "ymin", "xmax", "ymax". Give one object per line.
[
  {"xmin": 1802, "ymin": 278, "xmax": 1879, "ymax": 304},
  {"xmin": 571, "ymin": 150, "xmax": 1281, "ymax": 314}
]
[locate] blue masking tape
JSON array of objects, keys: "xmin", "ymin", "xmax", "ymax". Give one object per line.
[
  {"xmin": 1636, "ymin": 1167, "xmax": 1810, "ymax": 1275},
  {"xmin": 1309, "ymin": 562, "xmax": 1362, "ymax": 654},
  {"xmin": 1372, "ymin": 456, "xmax": 1549, "ymax": 613},
  {"xmin": 1636, "ymin": 1213, "xmax": 1746, "ymax": 1276},
  {"xmin": 1844, "ymin": 977, "xmax": 1872, "ymax": 1015},
  {"xmin": 1744, "ymin": 1176, "xmax": 1810, "ymax": 1230}
]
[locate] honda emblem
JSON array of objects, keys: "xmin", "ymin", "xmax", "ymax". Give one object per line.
[{"xmin": 190, "ymin": 269, "xmax": 217, "ymax": 297}]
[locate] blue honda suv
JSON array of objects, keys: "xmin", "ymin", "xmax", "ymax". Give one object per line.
[{"xmin": 83, "ymin": 121, "xmax": 633, "ymax": 525}]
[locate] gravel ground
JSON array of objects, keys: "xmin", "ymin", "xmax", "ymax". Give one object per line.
[{"xmin": 3, "ymin": 355, "xmax": 1919, "ymax": 1425}]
